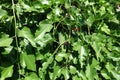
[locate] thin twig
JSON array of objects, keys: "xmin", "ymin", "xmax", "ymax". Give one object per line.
[{"xmin": 12, "ymin": 0, "xmax": 20, "ymax": 79}]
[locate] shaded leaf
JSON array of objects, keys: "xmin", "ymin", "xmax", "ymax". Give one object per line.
[{"xmin": 0, "ymin": 8, "xmax": 7, "ymax": 19}]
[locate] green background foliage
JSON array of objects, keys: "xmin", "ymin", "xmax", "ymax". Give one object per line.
[{"xmin": 0, "ymin": 0, "xmax": 120, "ymax": 80}]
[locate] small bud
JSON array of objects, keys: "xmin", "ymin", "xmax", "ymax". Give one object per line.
[
  {"xmin": 66, "ymin": 13, "xmax": 70, "ymax": 18},
  {"xmin": 116, "ymin": 4, "xmax": 120, "ymax": 12},
  {"xmin": 73, "ymin": 27, "xmax": 79, "ymax": 32}
]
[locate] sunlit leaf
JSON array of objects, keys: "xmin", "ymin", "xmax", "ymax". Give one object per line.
[
  {"xmin": 101, "ymin": 23, "xmax": 110, "ymax": 34},
  {"xmin": 24, "ymin": 72, "xmax": 39, "ymax": 80},
  {"xmin": 69, "ymin": 65, "xmax": 77, "ymax": 74},
  {"xmin": 0, "ymin": 34, "xmax": 13, "ymax": 47},
  {"xmin": 59, "ymin": 32, "xmax": 65, "ymax": 44},
  {"xmin": 105, "ymin": 62, "xmax": 114, "ymax": 73},
  {"xmin": 72, "ymin": 75, "xmax": 81, "ymax": 80},
  {"xmin": 20, "ymin": 53, "xmax": 26, "ymax": 68},
  {"xmin": 18, "ymin": 27, "xmax": 36, "ymax": 47},
  {"xmin": 72, "ymin": 40, "xmax": 87, "ymax": 68},
  {"xmin": 99, "ymin": 6, "xmax": 106, "ymax": 16},
  {"xmin": 62, "ymin": 68, "xmax": 69, "ymax": 80},
  {"xmin": 111, "ymin": 70, "xmax": 120, "ymax": 80},
  {"xmin": 59, "ymin": 32, "xmax": 66, "ymax": 51},
  {"xmin": 53, "ymin": 7, "xmax": 62, "ymax": 16},
  {"xmin": 35, "ymin": 20, "xmax": 53, "ymax": 41},
  {"xmin": 86, "ymin": 14, "xmax": 94, "ymax": 27},
  {"xmin": 1, "ymin": 46, "xmax": 13, "ymax": 55},
  {"xmin": 85, "ymin": 64, "xmax": 97, "ymax": 80},
  {"xmin": 36, "ymin": 33, "xmax": 52, "ymax": 48},
  {"xmin": 52, "ymin": 66, "xmax": 61, "ymax": 80},
  {"xmin": 42, "ymin": 54, "xmax": 54, "ymax": 72},
  {"xmin": 20, "ymin": 53, "xmax": 36, "ymax": 71},
  {"xmin": 101, "ymin": 69, "xmax": 111, "ymax": 79},
  {"xmin": 55, "ymin": 52, "xmax": 67, "ymax": 62},
  {"xmin": 1, "ymin": 65, "xmax": 14, "ymax": 80}
]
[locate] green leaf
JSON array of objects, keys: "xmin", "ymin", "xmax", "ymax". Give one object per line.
[
  {"xmin": 101, "ymin": 23, "xmax": 110, "ymax": 34},
  {"xmin": 65, "ymin": 1, "xmax": 71, "ymax": 9},
  {"xmin": 0, "ymin": 34, "xmax": 13, "ymax": 47},
  {"xmin": 25, "ymin": 54, "xmax": 36, "ymax": 71},
  {"xmin": 91, "ymin": 58, "xmax": 101, "ymax": 70},
  {"xmin": 62, "ymin": 68, "xmax": 69, "ymax": 80},
  {"xmin": 86, "ymin": 14, "xmax": 95, "ymax": 27},
  {"xmin": 111, "ymin": 70, "xmax": 120, "ymax": 80},
  {"xmin": 55, "ymin": 55, "xmax": 63, "ymax": 62},
  {"xmin": 42, "ymin": 54, "xmax": 54, "ymax": 72},
  {"xmin": 79, "ymin": 46, "xmax": 87, "ymax": 68},
  {"xmin": 72, "ymin": 39, "xmax": 82, "ymax": 51},
  {"xmin": 109, "ymin": 17, "xmax": 119, "ymax": 24},
  {"xmin": 1, "ymin": 65, "xmax": 14, "ymax": 80},
  {"xmin": 55, "ymin": 52, "xmax": 67, "ymax": 62},
  {"xmin": 38, "ymin": 68, "xmax": 45, "ymax": 80},
  {"xmin": 18, "ymin": 27, "xmax": 36, "ymax": 47},
  {"xmin": 32, "ymin": 1, "xmax": 41, "ymax": 9},
  {"xmin": 36, "ymin": 33, "xmax": 53, "ymax": 48},
  {"xmin": 20, "ymin": 2, "xmax": 36, "ymax": 12},
  {"xmin": 0, "ymin": 8, "xmax": 7, "ymax": 19},
  {"xmin": 77, "ymin": 70, "xmax": 87, "ymax": 80},
  {"xmin": 101, "ymin": 69, "xmax": 111, "ymax": 79},
  {"xmin": 20, "ymin": 53, "xmax": 26, "ymax": 68},
  {"xmin": 105, "ymin": 62, "xmax": 114, "ymax": 72},
  {"xmin": 69, "ymin": 65, "xmax": 77, "ymax": 74},
  {"xmin": 20, "ymin": 53, "xmax": 36, "ymax": 71},
  {"xmin": 53, "ymin": 7, "xmax": 62, "ymax": 16},
  {"xmin": 59, "ymin": 32, "xmax": 65, "ymax": 44},
  {"xmin": 59, "ymin": 32, "xmax": 66, "ymax": 51},
  {"xmin": 91, "ymin": 41, "xmax": 103, "ymax": 60},
  {"xmin": 35, "ymin": 20, "xmax": 53, "ymax": 41},
  {"xmin": 41, "ymin": 0, "xmax": 51, "ymax": 5},
  {"xmin": 85, "ymin": 64, "xmax": 98, "ymax": 80},
  {"xmin": 52, "ymin": 66, "xmax": 61, "ymax": 80},
  {"xmin": 73, "ymin": 57, "xmax": 78, "ymax": 64},
  {"xmin": 1, "ymin": 46, "xmax": 13, "ymax": 55},
  {"xmin": 24, "ymin": 72, "xmax": 39, "ymax": 80},
  {"xmin": 72, "ymin": 40, "xmax": 87, "ymax": 68},
  {"xmin": 72, "ymin": 75, "xmax": 81, "ymax": 80},
  {"xmin": 99, "ymin": 6, "xmax": 106, "ymax": 16},
  {"xmin": 36, "ymin": 53, "xmax": 44, "ymax": 61},
  {"xmin": 85, "ymin": 64, "xmax": 94, "ymax": 80}
]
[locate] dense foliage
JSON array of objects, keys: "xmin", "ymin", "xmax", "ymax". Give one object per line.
[{"xmin": 0, "ymin": 0, "xmax": 120, "ymax": 80}]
